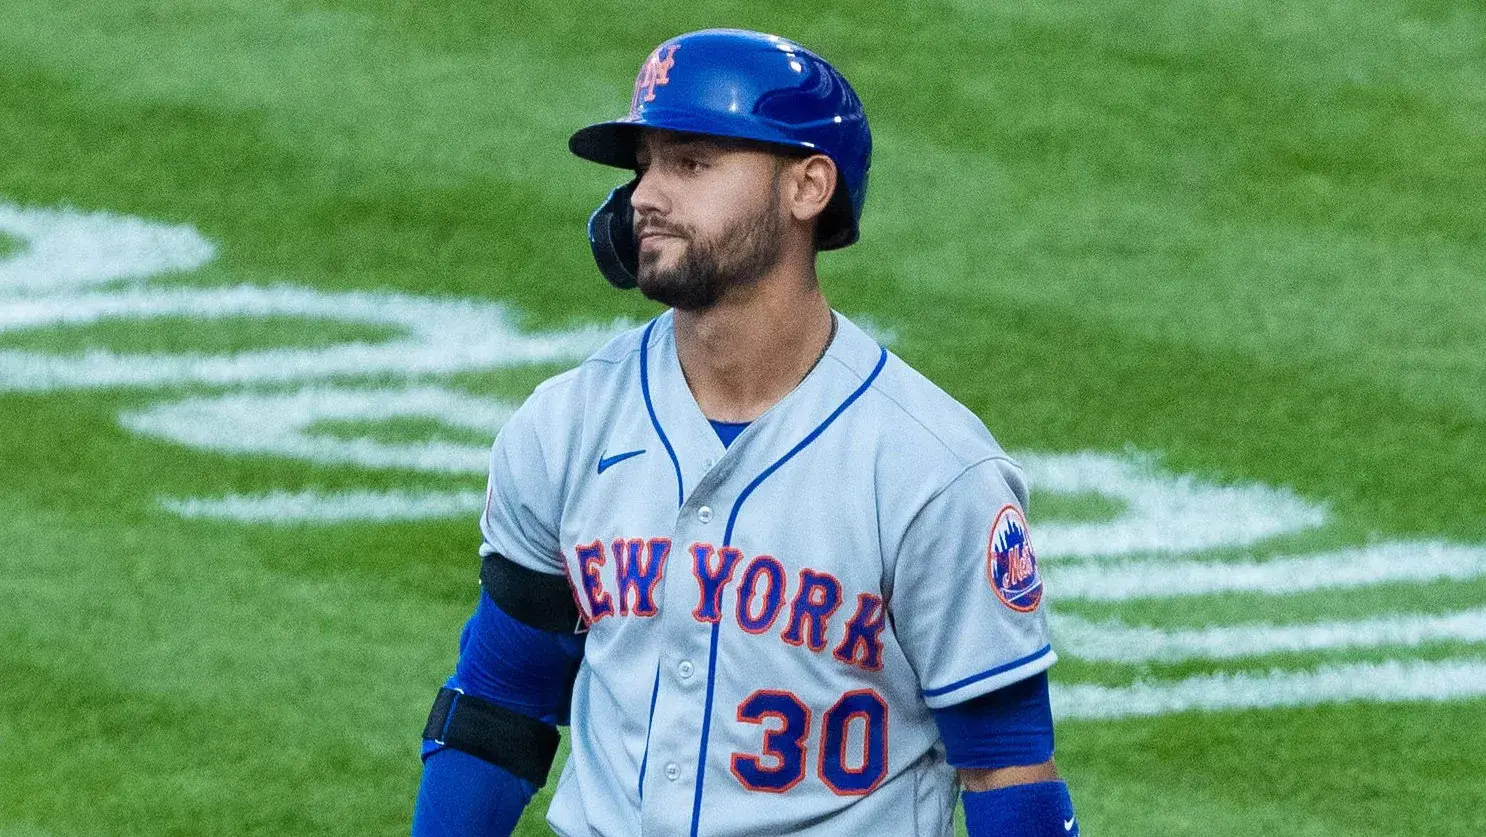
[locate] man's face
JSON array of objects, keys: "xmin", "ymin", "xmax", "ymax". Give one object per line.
[{"xmin": 630, "ymin": 130, "xmax": 788, "ymax": 312}]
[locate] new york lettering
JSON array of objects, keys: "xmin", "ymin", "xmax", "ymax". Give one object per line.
[{"xmin": 570, "ymin": 538, "xmax": 886, "ymax": 674}]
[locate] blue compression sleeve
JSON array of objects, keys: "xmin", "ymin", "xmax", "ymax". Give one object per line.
[
  {"xmin": 932, "ymin": 672, "xmax": 1054, "ymax": 769},
  {"xmin": 413, "ymin": 591, "xmax": 585, "ymax": 836},
  {"xmin": 450, "ymin": 587, "xmax": 586, "ymax": 726},
  {"xmin": 962, "ymin": 781, "xmax": 1079, "ymax": 837},
  {"xmin": 413, "ymin": 748, "xmax": 533, "ymax": 837}
]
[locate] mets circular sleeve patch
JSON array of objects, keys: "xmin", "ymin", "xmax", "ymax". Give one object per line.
[{"xmin": 987, "ymin": 504, "xmax": 1043, "ymax": 612}]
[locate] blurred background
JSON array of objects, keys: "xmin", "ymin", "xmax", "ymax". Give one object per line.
[{"xmin": 1, "ymin": 0, "xmax": 1483, "ymax": 834}]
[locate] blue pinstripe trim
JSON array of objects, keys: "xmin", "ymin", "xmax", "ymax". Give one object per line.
[
  {"xmin": 637, "ymin": 663, "xmax": 661, "ymax": 799},
  {"xmin": 690, "ymin": 345, "xmax": 888, "ymax": 837},
  {"xmin": 637, "ymin": 318, "xmax": 684, "ymax": 802},
  {"xmin": 689, "ymin": 620, "xmax": 725, "ymax": 836},
  {"xmin": 921, "ymin": 644, "xmax": 1055, "ymax": 699},
  {"xmin": 640, "ymin": 318, "xmax": 685, "ymax": 509}
]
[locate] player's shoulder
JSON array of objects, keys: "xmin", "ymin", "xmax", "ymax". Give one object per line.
[
  {"xmin": 832, "ymin": 314, "xmax": 1010, "ymax": 471},
  {"xmin": 876, "ymin": 356, "xmax": 1001, "ymax": 458}
]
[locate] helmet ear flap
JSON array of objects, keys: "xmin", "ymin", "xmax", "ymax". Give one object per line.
[{"xmin": 587, "ymin": 179, "xmax": 640, "ymax": 290}]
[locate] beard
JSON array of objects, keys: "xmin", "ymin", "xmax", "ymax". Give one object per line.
[{"xmin": 634, "ymin": 191, "xmax": 784, "ymax": 312}]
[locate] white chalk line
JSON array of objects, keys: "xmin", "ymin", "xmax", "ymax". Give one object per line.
[
  {"xmin": 1055, "ymin": 607, "xmax": 1486, "ymax": 663},
  {"xmin": 1052, "ymin": 658, "xmax": 1486, "ymax": 720},
  {"xmin": 122, "ymin": 385, "xmax": 509, "ymax": 474},
  {"xmin": 0, "ymin": 285, "xmax": 626, "ymax": 391},
  {"xmin": 0, "ymin": 202, "xmax": 214, "ymax": 294},
  {"xmin": 1045, "ymin": 540, "xmax": 1486, "ymax": 602},
  {"xmin": 161, "ymin": 488, "xmax": 487, "ymax": 524},
  {"xmin": 1023, "ymin": 450, "xmax": 1329, "ymax": 558}
]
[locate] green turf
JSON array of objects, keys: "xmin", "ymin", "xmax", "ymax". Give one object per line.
[
  {"xmin": 1028, "ymin": 490, "xmax": 1126, "ymax": 524},
  {"xmin": 2, "ymin": 0, "xmax": 1484, "ymax": 834},
  {"xmin": 307, "ymin": 418, "xmax": 494, "ymax": 448}
]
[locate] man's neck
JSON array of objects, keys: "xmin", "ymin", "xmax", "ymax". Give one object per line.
[{"xmin": 672, "ymin": 273, "xmax": 834, "ymax": 424}]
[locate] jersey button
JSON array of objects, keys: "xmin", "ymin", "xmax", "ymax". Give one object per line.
[
  {"xmin": 664, "ymin": 763, "xmax": 681, "ymax": 781},
  {"xmin": 697, "ymin": 505, "xmax": 713, "ymax": 523},
  {"xmin": 678, "ymin": 660, "xmax": 694, "ymax": 679}
]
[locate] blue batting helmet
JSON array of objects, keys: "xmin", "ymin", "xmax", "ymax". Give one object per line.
[{"xmin": 571, "ymin": 29, "xmax": 872, "ymax": 262}]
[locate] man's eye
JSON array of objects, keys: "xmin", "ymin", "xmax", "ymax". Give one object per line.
[{"xmin": 683, "ymin": 158, "xmax": 706, "ymax": 173}]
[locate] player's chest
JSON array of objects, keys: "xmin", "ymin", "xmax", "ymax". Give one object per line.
[{"xmin": 557, "ymin": 405, "xmax": 886, "ymax": 644}]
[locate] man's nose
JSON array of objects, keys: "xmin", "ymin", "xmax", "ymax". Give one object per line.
[{"xmin": 629, "ymin": 167, "xmax": 668, "ymax": 220}]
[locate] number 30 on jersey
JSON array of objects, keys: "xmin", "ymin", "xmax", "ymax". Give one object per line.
[{"xmin": 729, "ymin": 688, "xmax": 888, "ymax": 795}]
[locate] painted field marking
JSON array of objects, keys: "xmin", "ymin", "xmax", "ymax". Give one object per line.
[
  {"xmin": 1055, "ymin": 607, "xmax": 1486, "ymax": 663},
  {"xmin": 0, "ymin": 200, "xmax": 617, "ymax": 520},
  {"xmin": 161, "ymin": 488, "xmax": 487, "ymax": 524},
  {"xmin": 1022, "ymin": 450, "xmax": 1328, "ymax": 558},
  {"xmin": 0, "ymin": 285, "xmax": 622, "ymax": 391},
  {"xmin": 1045, "ymin": 540, "xmax": 1486, "ymax": 602},
  {"xmin": 0, "ymin": 202, "xmax": 213, "ymax": 293},
  {"xmin": 1052, "ymin": 658, "xmax": 1486, "ymax": 720},
  {"xmin": 121, "ymin": 386, "xmax": 507, "ymax": 474}
]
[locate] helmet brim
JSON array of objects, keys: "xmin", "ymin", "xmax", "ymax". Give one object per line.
[
  {"xmin": 569, "ymin": 121, "xmax": 642, "ymax": 169},
  {"xmin": 570, "ymin": 112, "xmax": 824, "ymax": 170}
]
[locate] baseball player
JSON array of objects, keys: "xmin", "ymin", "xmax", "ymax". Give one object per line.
[{"xmin": 412, "ymin": 28, "xmax": 1078, "ymax": 837}]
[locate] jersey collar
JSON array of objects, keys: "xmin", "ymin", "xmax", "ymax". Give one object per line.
[{"xmin": 642, "ymin": 309, "xmax": 886, "ymax": 508}]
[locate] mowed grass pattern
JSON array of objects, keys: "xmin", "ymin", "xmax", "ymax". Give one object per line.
[{"xmin": 1, "ymin": 1, "xmax": 1483, "ymax": 835}]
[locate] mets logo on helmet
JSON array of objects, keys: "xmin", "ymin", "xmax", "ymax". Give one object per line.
[
  {"xmin": 987, "ymin": 504, "xmax": 1043, "ymax": 612},
  {"xmin": 631, "ymin": 44, "xmax": 680, "ymax": 111}
]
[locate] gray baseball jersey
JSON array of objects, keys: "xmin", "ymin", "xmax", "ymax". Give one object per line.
[{"xmin": 480, "ymin": 310, "xmax": 1055, "ymax": 837}]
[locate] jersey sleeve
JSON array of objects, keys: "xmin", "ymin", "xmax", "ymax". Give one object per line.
[
  {"xmin": 890, "ymin": 457, "xmax": 1056, "ymax": 710},
  {"xmin": 478, "ymin": 386, "xmax": 568, "ymax": 575}
]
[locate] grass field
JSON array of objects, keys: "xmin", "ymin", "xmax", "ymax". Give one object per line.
[{"xmin": 2, "ymin": 0, "xmax": 1484, "ymax": 834}]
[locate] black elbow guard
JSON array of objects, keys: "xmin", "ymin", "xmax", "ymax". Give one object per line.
[{"xmin": 422, "ymin": 687, "xmax": 561, "ymax": 786}]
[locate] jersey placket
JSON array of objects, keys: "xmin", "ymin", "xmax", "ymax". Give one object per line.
[
  {"xmin": 635, "ymin": 429, "xmax": 745, "ymax": 834},
  {"xmin": 633, "ymin": 315, "xmax": 735, "ymax": 833}
]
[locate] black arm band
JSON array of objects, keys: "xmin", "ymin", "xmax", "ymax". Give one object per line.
[
  {"xmin": 480, "ymin": 551, "xmax": 583, "ymax": 634},
  {"xmin": 422, "ymin": 687, "xmax": 560, "ymax": 786}
]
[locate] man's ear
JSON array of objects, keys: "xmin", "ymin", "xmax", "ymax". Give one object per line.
[{"xmin": 785, "ymin": 154, "xmax": 838, "ymax": 225}]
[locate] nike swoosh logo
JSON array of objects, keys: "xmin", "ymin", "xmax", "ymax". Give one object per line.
[
  {"xmin": 597, "ymin": 449, "xmax": 646, "ymax": 474},
  {"xmin": 1064, "ymin": 817, "xmax": 1076, "ymax": 832}
]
